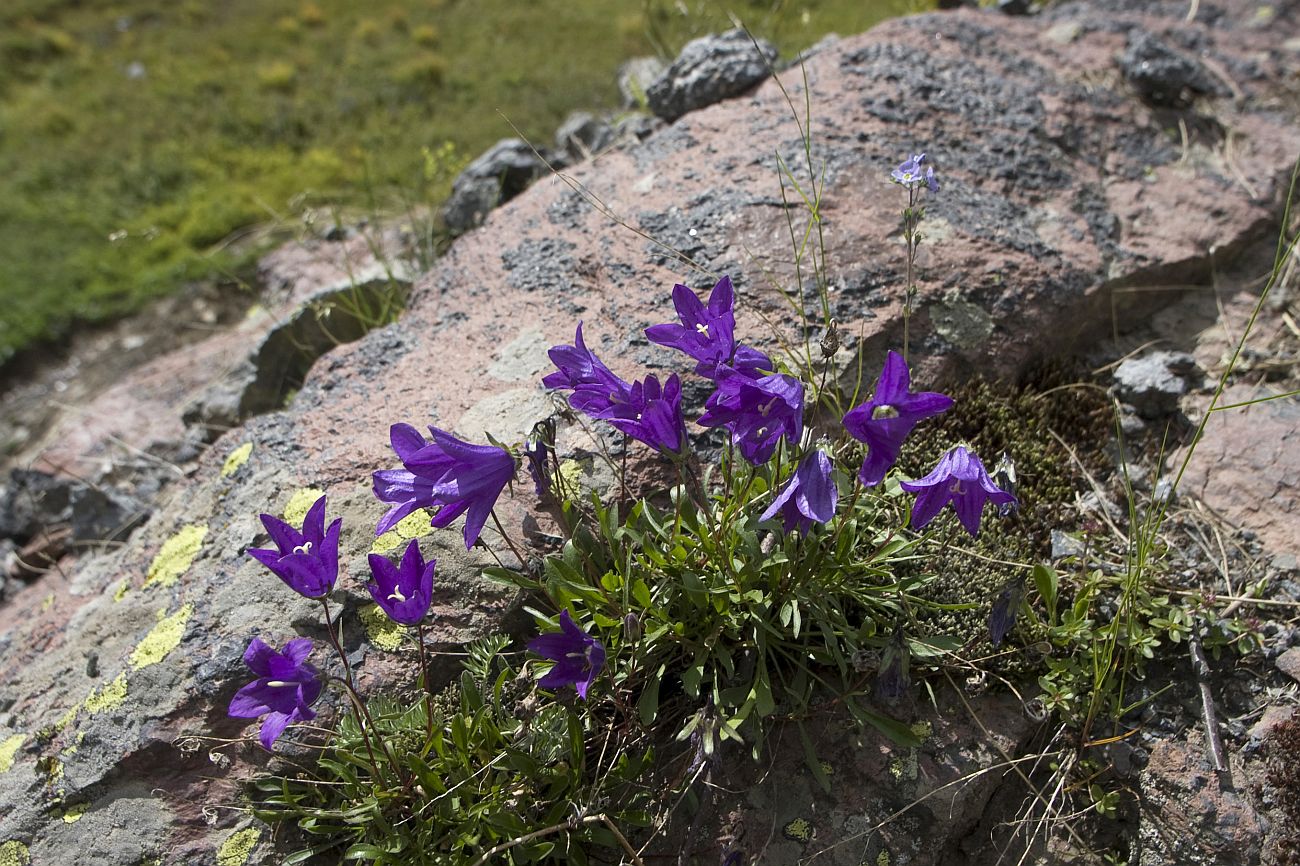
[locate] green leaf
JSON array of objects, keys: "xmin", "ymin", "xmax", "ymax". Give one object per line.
[
  {"xmin": 1034, "ymin": 563, "xmax": 1059, "ymax": 625},
  {"xmin": 638, "ymin": 666, "xmax": 663, "ymax": 725},
  {"xmin": 799, "ymin": 721, "xmax": 832, "ymax": 794},
  {"xmin": 754, "ymin": 659, "xmax": 776, "ymax": 718},
  {"xmin": 632, "ymin": 577, "xmax": 652, "ymax": 609}
]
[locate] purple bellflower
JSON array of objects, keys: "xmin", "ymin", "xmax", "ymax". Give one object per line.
[
  {"xmin": 891, "ymin": 152, "xmax": 939, "ymax": 193},
  {"xmin": 528, "ymin": 610, "xmax": 606, "ymax": 699},
  {"xmin": 603, "ymin": 373, "xmax": 687, "ymax": 454},
  {"xmin": 900, "ymin": 445, "xmax": 1018, "ymax": 538},
  {"xmin": 366, "ymin": 539, "xmax": 436, "ymax": 626},
  {"xmin": 372, "ymin": 423, "xmax": 517, "ymax": 550},
  {"xmin": 874, "ymin": 631, "xmax": 911, "ymax": 702},
  {"xmin": 842, "ymin": 351, "xmax": 953, "ymax": 487},
  {"xmin": 697, "ymin": 368, "xmax": 804, "ymax": 465},
  {"xmin": 228, "ymin": 637, "xmax": 323, "ymax": 750},
  {"xmin": 988, "ymin": 576, "xmax": 1025, "ymax": 647},
  {"xmin": 645, "ymin": 276, "xmax": 773, "ymax": 379},
  {"xmin": 542, "ymin": 322, "xmax": 634, "ymax": 418},
  {"xmin": 761, "ymin": 450, "xmax": 838, "ymax": 536},
  {"xmin": 248, "ymin": 495, "xmax": 342, "ymax": 599}
]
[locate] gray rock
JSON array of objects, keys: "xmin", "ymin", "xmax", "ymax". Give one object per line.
[
  {"xmin": 617, "ymin": 56, "xmax": 665, "ymax": 108},
  {"xmin": 645, "ymin": 29, "xmax": 779, "ymax": 121},
  {"xmin": 184, "ymin": 278, "xmax": 410, "ymax": 439},
  {"xmin": 1120, "ymin": 32, "xmax": 1225, "ymax": 107},
  {"xmin": 0, "ymin": 469, "xmax": 147, "ymax": 546},
  {"xmin": 441, "ymin": 138, "xmax": 562, "ymax": 235},
  {"xmin": 554, "ymin": 111, "xmax": 614, "ymax": 161},
  {"xmin": 1051, "ymin": 529, "xmax": 1087, "ymax": 561},
  {"xmin": 1113, "ymin": 350, "xmax": 1198, "ymax": 419}
]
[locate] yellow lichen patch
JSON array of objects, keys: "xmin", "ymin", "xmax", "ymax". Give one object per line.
[
  {"xmin": 359, "ymin": 603, "xmax": 406, "ymax": 651},
  {"xmin": 876, "ymin": 850, "xmax": 891, "ymax": 866},
  {"xmin": 282, "ymin": 487, "xmax": 326, "ymax": 526},
  {"xmin": 370, "ymin": 508, "xmax": 432, "ymax": 554},
  {"xmin": 40, "ymin": 593, "xmax": 54, "ymax": 612},
  {"xmin": 221, "ymin": 442, "xmax": 254, "ymax": 478},
  {"xmin": 53, "ymin": 702, "xmax": 81, "ymax": 732},
  {"xmin": 113, "ymin": 580, "xmax": 130, "ymax": 602},
  {"xmin": 129, "ymin": 605, "xmax": 194, "ymax": 669},
  {"xmin": 782, "ymin": 817, "xmax": 813, "ymax": 842},
  {"xmin": 145, "ymin": 525, "xmax": 207, "ymax": 589},
  {"xmin": 216, "ymin": 827, "xmax": 261, "ymax": 866},
  {"xmin": 61, "ymin": 802, "xmax": 87, "ymax": 823},
  {"xmin": 909, "ymin": 721, "xmax": 932, "ymax": 740},
  {"xmin": 84, "ymin": 672, "xmax": 128, "ymax": 714},
  {"xmin": 0, "ymin": 735, "xmax": 25, "ymax": 773},
  {"xmin": 557, "ymin": 458, "xmax": 584, "ymax": 490},
  {"xmin": 0, "ymin": 841, "xmax": 29, "ymax": 866}
]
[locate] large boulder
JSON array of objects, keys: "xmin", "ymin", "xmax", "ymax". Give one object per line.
[{"xmin": 1, "ymin": 1, "xmax": 1298, "ymax": 863}]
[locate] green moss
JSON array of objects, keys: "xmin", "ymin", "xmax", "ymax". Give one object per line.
[
  {"xmin": 144, "ymin": 525, "xmax": 207, "ymax": 589},
  {"xmin": 0, "ymin": 841, "xmax": 29, "ymax": 866},
  {"xmin": 129, "ymin": 605, "xmax": 194, "ymax": 669},
  {"xmin": 216, "ymin": 827, "xmax": 261, "ymax": 866},
  {"xmin": 221, "ymin": 442, "xmax": 253, "ymax": 478},
  {"xmin": 282, "ymin": 487, "xmax": 326, "ymax": 527},
  {"xmin": 0, "ymin": 735, "xmax": 25, "ymax": 773},
  {"xmin": 85, "ymin": 672, "xmax": 129, "ymax": 713}
]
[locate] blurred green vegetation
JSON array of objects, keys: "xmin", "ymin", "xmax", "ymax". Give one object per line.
[{"xmin": 0, "ymin": 0, "xmax": 930, "ymax": 363}]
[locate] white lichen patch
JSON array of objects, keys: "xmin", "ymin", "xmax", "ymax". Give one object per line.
[
  {"xmin": 282, "ymin": 488, "xmax": 326, "ymax": 527},
  {"xmin": 221, "ymin": 442, "xmax": 253, "ymax": 478},
  {"xmin": 216, "ymin": 827, "xmax": 261, "ymax": 866},
  {"xmin": 144, "ymin": 525, "xmax": 207, "ymax": 589},
  {"xmin": 0, "ymin": 735, "xmax": 25, "ymax": 773},
  {"xmin": 370, "ymin": 508, "xmax": 433, "ymax": 554},
  {"xmin": 129, "ymin": 605, "xmax": 194, "ymax": 669}
]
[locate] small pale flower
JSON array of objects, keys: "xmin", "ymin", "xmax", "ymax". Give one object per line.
[
  {"xmin": 248, "ymin": 495, "xmax": 342, "ymax": 599},
  {"xmin": 366, "ymin": 539, "xmax": 436, "ymax": 626},
  {"xmin": 891, "ymin": 152, "xmax": 939, "ymax": 193},
  {"xmin": 900, "ymin": 445, "xmax": 1018, "ymax": 538},
  {"xmin": 228, "ymin": 637, "xmax": 323, "ymax": 750},
  {"xmin": 527, "ymin": 610, "xmax": 606, "ymax": 699}
]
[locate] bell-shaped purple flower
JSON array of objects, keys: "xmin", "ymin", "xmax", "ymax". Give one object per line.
[
  {"xmin": 874, "ymin": 631, "xmax": 911, "ymax": 702},
  {"xmin": 228, "ymin": 637, "xmax": 323, "ymax": 750},
  {"xmin": 603, "ymin": 373, "xmax": 687, "ymax": 454},
  {"xmin": 900, "ymin": 445, "xmax": 1018, "ymax": 538},
  {"xmin": 542, "ymin": 322, "xmax": 634, "ymax": 418},
  {"xmin": 892, "ymin": 152, "xmax": 939, "ymax": 193},
  {"xmin": 366, "ymin": 539, "xmax": 436, "ymax": 626},
  {"xmin": 988, "ymin": 577, "xmax": 1024, "ymax": 647},
  {"xmin": 697, "ymin": 368, "xmax": 804, "ymax": 465},
  {"xmin": 373, "ymin": 424, "xmax": 517, "ymax": 550},
  {"xmin": 248, "ymin": 495, "xmax": 342, "ymax": 599},
  {"xmin": 645, "ymin": 276, "xmax": 773, "ymax": 379},
  {"xmin": 761, "ymin": 450, "xmax": 838, "ymax": 536},
  {"xmin": 842, "ymin": 351, "xmax": 953, "ymax": 487},
  {"xmin": 528, "ymin": 610, "xmax": 605, "ymax": 699}
]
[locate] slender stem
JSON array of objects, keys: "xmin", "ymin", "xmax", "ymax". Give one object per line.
[
  {"xmin": 902, "ymin": 185, "xmax": 919, "ymax": 363},
  {"xmin": 319, "ymin": 598, "xmax": 406, "ymax": 781},
  {"xmin": 417, "ymin": 622, "xmax": 435, "ymax": 744},
  {"xmin": 489, "ymin": 509, "xmax": 527, "ymax": 567}
]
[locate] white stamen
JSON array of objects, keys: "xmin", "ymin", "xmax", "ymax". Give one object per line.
[
  {"xmin": 695, "ymin": 322, "xmax": 710, "ymax": 338},
  {"xmin": 388, "ymin": 587, "xmax": 407, "ymax": 603},
  {"xmin": 292, "ymin": 541, "xmax": 313, "ymax": 555}
]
